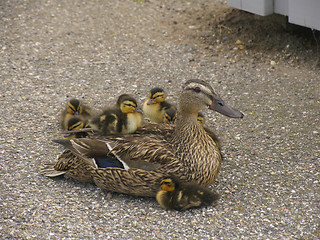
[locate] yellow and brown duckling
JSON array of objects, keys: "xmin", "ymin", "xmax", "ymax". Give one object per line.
[
  {"xmin": 164, "ymin": 110, "xmax": 205, "ymax": 126},
  {"xmin": 163, "ymin": 107, "xmax": 177, "ymax": 124},
  {"xmin": 143, "ymin": 87, "xmax": 174, "ymax": 123},
  {"xmin": 197, "ymin": 112, "xmax": 205, "ymax": 125},
  {"xmin": 90, "ymin": 94, "xmax": 143, "ymax": 135},
  {"xmin": 63, "ymin": 117, "xmax": 91, "ymax": 139},
  {"xmin": 156, "ymin": 176, "xmax": 220, "ymax": 211},
  {"xmin": 61, "ymin": 98, "xmax": 92, "ymax": 130}
]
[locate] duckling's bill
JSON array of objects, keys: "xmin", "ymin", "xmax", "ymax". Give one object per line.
[{"xmin": 135, "ymin": 107, "xmax": 143, "ymax": 113}]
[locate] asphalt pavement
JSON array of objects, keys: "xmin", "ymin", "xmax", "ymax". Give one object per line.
[{"xmin": 1, "ymin": 0, "xmax": 319, "ymax": 239}]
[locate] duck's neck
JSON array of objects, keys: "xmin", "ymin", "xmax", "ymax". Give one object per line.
[
  {"xmin": 175, "ymin": 110, "xmax": 198, "ymax": 129},
  {"xmin": 174, "ymin": 109, "xmax": 204, "ymax": 144}
]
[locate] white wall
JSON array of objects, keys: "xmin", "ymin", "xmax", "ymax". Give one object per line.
[{"xmin": 226, "ymin": 0, "xmax": 320, "ymax": 31}]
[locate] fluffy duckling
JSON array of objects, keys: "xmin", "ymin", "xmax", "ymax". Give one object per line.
[
  {"xmin": 90, "ymin": 94, "xmax": 143, "ymax": 135},
  {"xmin": 63, "ymin": 117, "xmax": 91, "ymax": 139},
  {"xmin": 143, "ymin": 88, "xmax": 173, "ymax": 123},
  {"xmin": 197, "ymin": 112, "xmax": 206, "ymax": 126},
  {"xmin": 163, "ymin": 107, "xmax": 176, "ymax": 124},
  {"xmin": 156, "ymin": 176, "xmax": 220, "ymax": 211},
  {"xmin": 61, "ymin": 98, "xmax": 92, "ymax": 130},
  {"xmin": 163, "ymin": 110, "xmax": 204, "ymax": 126}
]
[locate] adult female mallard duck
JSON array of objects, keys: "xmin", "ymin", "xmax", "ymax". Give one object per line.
[
  {"xmin": 50, "ymin": 79, "xmax": 243, "ymax": 197},
  {"xmin": 143, "ymin": 87, "xmax": 174, "ymax": 123},
  {"xmin": 60, "ymin": 98, "xmax": 92, "ymax": 130},
  {"xmin": 90, "ymin": 94, "xmax": 143, "ymax": 135},
  {"xmin": 156, "ymin": 175, "xmax": 220, "ymax": 211}
]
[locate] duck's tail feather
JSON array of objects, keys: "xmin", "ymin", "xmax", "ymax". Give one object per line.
[{"xmin": 39, "ymin": 163, "xmax": 66, "ymax": 177}]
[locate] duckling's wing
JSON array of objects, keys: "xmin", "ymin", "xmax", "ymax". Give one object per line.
[
  {"xmin": 82, "ymin": 106, "xmax": 93, "ymax": 118},
  {"xmin": 60, "ymin": 108, "xmax": 70, "ymax": 130},
  {"xmin": 160, "ymin": 101, "xmax": 174, "ymax": 110},
  {"xmin": 181, "ymin": 185, "xmax": 220, "ymax": 209},
  {"xmin": 171, "ymin": 188, "xmax": 202, "ymax": 211},
  {"xmin": 180, "ymin": 201, "xmax": 202, "ymax": 211}
]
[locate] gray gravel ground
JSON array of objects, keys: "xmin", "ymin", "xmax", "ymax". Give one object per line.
[{"xmin": 1, "ymin": 0, "xmax": 319, "ymax": 239}]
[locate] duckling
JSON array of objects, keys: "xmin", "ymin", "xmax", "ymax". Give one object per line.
[
  {"xmin": 61, "ymin": 98, "xmax": 92, "ymax": 130},
  {"xmin": 197, "ymin": 112, "xmax": 205, "ymax": 126},
  {"xmin": 90, "ymin": 94, "xmax": 143, "ymax": 135},
  {"xmin": 163, "ymin": 110, "xmax": 204, "ymax": 126},
  {"xmin": 143, "ymin": 88, "xmax": 174, "ymax": 123},
  {"xmin": 163, "ymin": 107, "xmax": 176, "ymax": 124},
  {"xmin": 63, "ymin": 117, "xmax": 91, "ymax": 139},
  {"xmin": 156, "ymin": 176, "xmax": 220, "ymax": 211}
]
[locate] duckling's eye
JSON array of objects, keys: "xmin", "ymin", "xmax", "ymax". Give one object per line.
[{"xmin": 193, "ymin": 87, "xmax": 201, "ymax": 93}]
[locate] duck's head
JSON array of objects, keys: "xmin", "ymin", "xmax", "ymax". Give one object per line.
[
  {"xmin": 197, "ymin": 112, "xmax": 205, "ymax": 126},
  {"xmin": 64, "ymin": 117, "xmax": 88, "ymax": 138},
  {"xmin": 117, "ymin": 94, "xmax": 143, "ymax": 114},
  {"xmin": 159, "ymin": 177, "xmax": 178, "ymax": 192},
  {"xmin": 181, "ymin": 79, "xmax": 244, "ymax": 118},
  {"xmin": 163, "ymin": 108, "xmax": 177, "ymax": 124},
  {"xmin": 67, "ymin": 99, "xmax": 82, "ymax": 116},
  {"xmin": 146, "ymin": 88, "xmax": 166, "ymax": 105}
]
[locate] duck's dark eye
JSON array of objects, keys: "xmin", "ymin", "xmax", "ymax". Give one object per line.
[{"xmin": 194, "ymin": 87, "xmax": 201, "ymax": 93}]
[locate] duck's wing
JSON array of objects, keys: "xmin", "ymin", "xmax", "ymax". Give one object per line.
[
  {"xmin": 92, "ymin": 158, "xmax": 183, "ymax": 197},
  {"xmin": 53, "ymin": 134, "xmax": 170, "ymax": 171},
  {"xmin": 53, "ymin": 138, "xmax": 110, "ymax": 159},
  {"xmin": 93, "ymin": 122, "xmax": 176, "ymax": 165}
]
